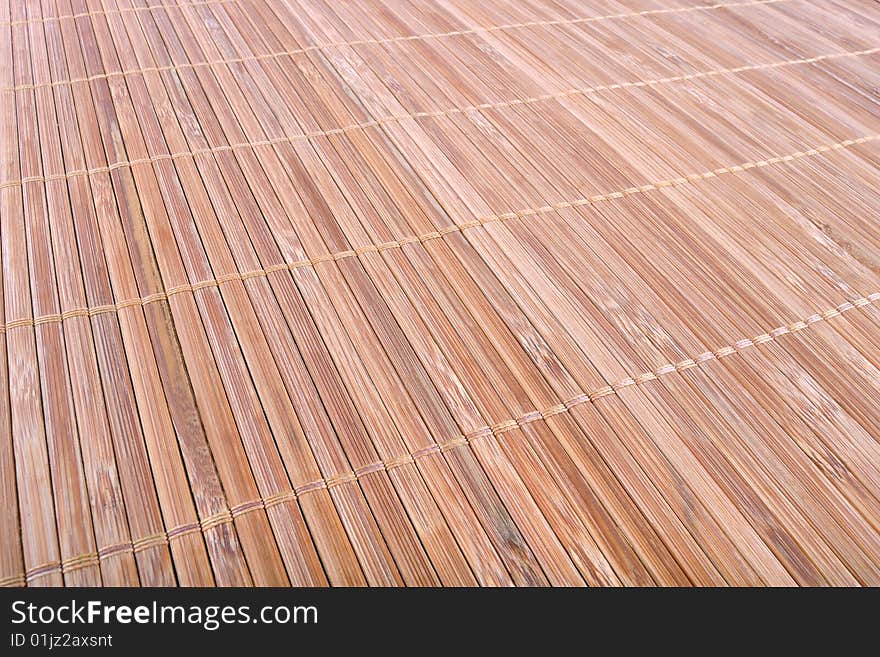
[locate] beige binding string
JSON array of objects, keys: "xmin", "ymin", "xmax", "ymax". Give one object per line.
[
  {"xmin": 1, "ymin": 133, "xmax": 876, "ymax": 336},
  {"xmin": 1, "ymin": 45, "xmax": 874, "ymax": 143},
  {"xmin": 8, "ymin": 291, "xmax": 879, "ymax": 586},
  {"xmin": 0, "ymin": 0, "xmax": 788, "ymax": 70}
]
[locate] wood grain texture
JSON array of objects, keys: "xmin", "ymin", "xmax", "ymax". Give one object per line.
[{"xmin": 1, "ymin": 0, "xmax": 879, "ymax": 587}]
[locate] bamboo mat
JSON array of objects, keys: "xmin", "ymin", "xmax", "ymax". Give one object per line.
[{"xmin": 1, "ymin": 0, "xmax": 879, "ymax": 587}]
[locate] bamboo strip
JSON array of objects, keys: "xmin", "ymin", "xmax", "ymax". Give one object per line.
[
  {"xmin": 5, "ymin": 0, "xmax": 880, "ymax": 588},
  {"xmin": 3, "ymin": 0, "xmax": 64, "ymax": 587},
  {"xmin": 40, "ymin": 0, "xmax": 176, "ymax": 585},
  {"xmin": 76, "ymin": 0, "xmax": 261, "ymax": 587},
  {"xmin": 225, "ymin": 1, "xmax": 588, "ymax": 581},
  {"xmin": 0, "ymin": 0, "xmax": 785, "ymax": 29},
  {"xmin": 0, "ymin": 133, "xmax": 872, "ymax": 335},
  {"xmin": 119, "ymin": 0, "xmax": 392, "ymax": 583},
  {"xmin": 54, "ymin": 0, "xmax": 214, "ymax": 585},
  {"xmin": 0, "ymin": 0, "xmax": 791, "ymax": 88},
  {"xmin": 0, "ymin": 47, "xmax": 873, "ymax": 183},
  {"xmin": 0, "ymin": 0, "xmax": 229, "ymax": 27},
  {"xmin": 190, "ymin": 3, "xmax": 509, "ymax": 584},
  {"xmin": 0, "ymin": 24, "xmax": 22, "ymax": 587},
  {"xmin": 444, "ymin": 52, "xmax": 880, "ymax": 576},
  {"xmin": 7, "ymin": 287, "xmax": 875, "ymax": 586},
  {"xmin": 648, "ymin": 168, "xmax": 876, "ymax": 519},
  {"xmin": 27, "ymin": 0, "xmax": 139, "ymax": 585},
  {"xmin": 300, "ymin": 0, "xmax": 744, "ymax": 585},
  {"xmin": 134, "ymin": 0, "xmax": 444, "ymax": 583},
  {"xmin": 292, "ymin": 0, "xmax": 876, "ymax": 580},
  {"xmin": 174, "ymin": 0, "xmax": 548, "ymax": 584},
  {"xmin": 339, "ymin": 0, "xmax": 793, "ymax": 584},
  {"xmin": 99, "ymin": 0, "xmax": 313, "ymax": 586}
]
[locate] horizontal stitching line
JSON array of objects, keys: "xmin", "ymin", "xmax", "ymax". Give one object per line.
[
  {"xmin": 0, "ymin": 0, "xmax": 783, "ymax": 69},
  {"xmin": 132, "ymin": 533, "xmax": 170, "ymax": 552},
  {"xmin": 11, "ymin": 292, "xmax": 878, "ymax": 585},
  {"xmin": 97, "ymin": 542, "xmax": 133, "ymax": 559},
  {"xmin": 0, "ymin": 574, "xmax": 26, "ymax": 587},
  {"xmin": 0, "ymin": 134, "xmax": 875, "ymax": 335},
  {"xmin": 23, "ymin": 561, "xmax": 61, "ymax": 582},
  {"xmin": 0, "ymin": 0, "xmax": 229, "ymax": 27},
  {"xmin": 0, "ymin": 46, "xmax": 872, "ymax": 173}
]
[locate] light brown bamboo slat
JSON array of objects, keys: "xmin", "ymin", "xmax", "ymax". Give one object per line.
[
  {"xmin": 0, "ymin": 0, "xmax": 791, "ymax": 90},
  {"xmin": 27, "ymin": 0, "xmax": 139, "ymax": 585},
  {"xmin": 3, "ymin": 0, "xmax": 880, "ymax": 587},
  {"xmin": 3, "ymin": 0, "xmax": 65, "ymax": 586}
]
